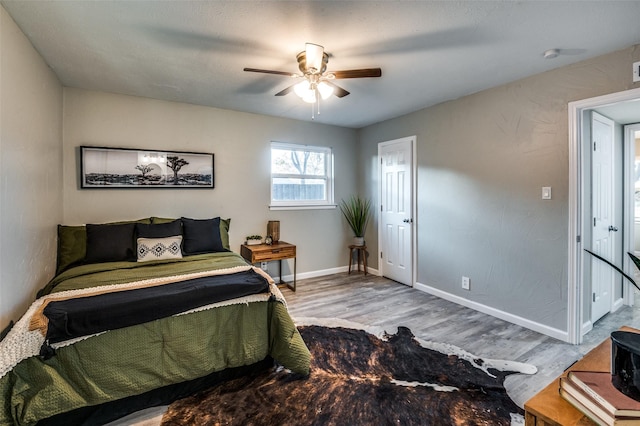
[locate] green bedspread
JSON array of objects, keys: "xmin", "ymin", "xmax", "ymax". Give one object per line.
[{"xmin": 0, "ymin": 253, "xmax": 310, "ymax": 426}]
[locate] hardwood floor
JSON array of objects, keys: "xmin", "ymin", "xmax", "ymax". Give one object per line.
[
  {"xmin": 111, "ymin": 271, "xmax": 640, "ymax": 425},
  {"xmin": 282, "ymin": 272, "xmax": 640, "ymax": 409}
]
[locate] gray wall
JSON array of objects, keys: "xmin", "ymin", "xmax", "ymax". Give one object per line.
[
  {"xmin": 0, "ymin": 6, "xmax": 63, "ymax": 328},
  {"xmin": 62, "ymin": 88, "xmax": 358, "ymax": 276},
  {"xmin": 358, "ymin": 45, "xmax": 640, "ymax": 334},
  {"xmin": 2, "ymin": 3, "xmax": 640, "ymax": 341}
]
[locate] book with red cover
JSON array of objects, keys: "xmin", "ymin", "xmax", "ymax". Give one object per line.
[
  {"xmin": 560, "ymin": 377, "xmax": 640, "ymax": 425},
  {"xmin": 566, "ymin": 371, "xmax": 640, "ymax": 417}
]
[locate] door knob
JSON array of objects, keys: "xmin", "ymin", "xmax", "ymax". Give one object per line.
[
  {"xmin": 402, "ymin": 218, "xmax": 413, "ymax": 223},
  {"xmin": 609, "ymin": 225, "xmax": 619, "ymax": 232}
]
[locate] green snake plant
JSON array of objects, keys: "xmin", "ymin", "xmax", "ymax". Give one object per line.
[{"xmin": 339, "ymin": 196, "xmax": 372, "ymax": 238}]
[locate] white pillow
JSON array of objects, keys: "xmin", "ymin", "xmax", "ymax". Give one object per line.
[{"xmin": 137, "ymin": 236, "xmax": 183, "ymax": 262}]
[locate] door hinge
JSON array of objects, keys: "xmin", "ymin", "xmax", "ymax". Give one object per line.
[
  {"xmin": 594, "ymin": 217, "xmax": 596, "ymax": 227},
  {"xmin": 576, "ymin": 235, "xmax": 581, "ymax": 243},
  {"xmin": 593, "ymin": 293, "xmax": 596, "ymax": 303},
  {"xmin": 380, "ymin": 251, "xmax": 383, "ymax": 259},
  {"xmin": 594, "ymin": 141, "xmax": 597, "ymax": 151},
  {"xmin": 381, "ymin": 204, "xmax": 383, "ymax": 212}
]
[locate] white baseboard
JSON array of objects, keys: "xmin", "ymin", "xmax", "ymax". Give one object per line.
[
  {"xmin": 414, "ymin": 281, "xmax": 569, "ymax": 342},
  {"xmin": 612, "ymin": 297, "xmax": 624, "ymax": 312},
  {"xmin": 277, "ymin": 265, "xmax": 380, "ymax": 283},
  {"xmin": 580, "ymin": 297, "xmax": 622, "ymax": 338}
]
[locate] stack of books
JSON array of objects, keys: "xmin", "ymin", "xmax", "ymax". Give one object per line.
[{"xmin": 559, "ymin": 370, "xmax": 640, "ymax": 425}]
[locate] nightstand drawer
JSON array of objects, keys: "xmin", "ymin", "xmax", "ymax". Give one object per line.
[
  {"xmin": 250, "ymin": 246, "xmax": 296, "ymax": 261},
  {"xmin": 240, "ymin": 242, "xmax": 296, "ymax": 264}
]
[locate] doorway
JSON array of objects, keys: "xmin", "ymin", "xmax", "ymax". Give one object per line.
[
  {"xmin": 568, "ymin": 87, "xmax": 640, "ymax": 344},
  {"xmin": 378, "ymin": 136, "xmax": 416, "ymax": 286},
  {"xmin": 625, "ymin": 124, "xmax": 640, "ymax": 300}
]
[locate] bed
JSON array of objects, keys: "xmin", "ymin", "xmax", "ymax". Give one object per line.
[{"xmin": 0, "ymin": 217, "xmax": 311, "ymax": 426}]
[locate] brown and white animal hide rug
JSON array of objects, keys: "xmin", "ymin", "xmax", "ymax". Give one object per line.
[{"xmin": 161, "ymin": 321, "xmax": 535, "ymax": 426}]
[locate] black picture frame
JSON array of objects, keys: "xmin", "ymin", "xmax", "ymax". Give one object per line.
[{"xmin": 80, "ymin": 146, "xmax": 214, "ymax": 189}]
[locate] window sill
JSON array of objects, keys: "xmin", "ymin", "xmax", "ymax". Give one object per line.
[{"xmin": 269, "ymin": 204, "xmax": 337, "ymax": 211}]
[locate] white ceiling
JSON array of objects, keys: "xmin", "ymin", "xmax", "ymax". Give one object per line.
[{"xmin": 3, "ymin": 1, "xmax": 640, "ymax": 128}]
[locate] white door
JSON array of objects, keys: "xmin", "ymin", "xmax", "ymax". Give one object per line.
[
  {"xmin": 591, "ymin": 112, "xmax": 616, "ymax": 323},
  {"xmin": 379, "ymin": 137, "xmax": 415, "ymax": 285}
]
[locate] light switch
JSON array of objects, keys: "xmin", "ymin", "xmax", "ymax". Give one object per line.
[{"xmin": 542, "ymin": 187, "xmax": 552, "ymax": 200}]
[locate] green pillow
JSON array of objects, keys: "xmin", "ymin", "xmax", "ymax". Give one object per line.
[
  {"xmin": 219, "ymin": 218, "xmax": 231, "ymax": 251},
  {"xmin": 56, "ymin": 224, "xmax": 87, "ymax": 275},
  {"xmin": 151, "ymin": 217, "xmax": 231, "ymax": 250},
  {"xmin": 56, "ymin": 218, "xmax": 152, "ymax": 275}
]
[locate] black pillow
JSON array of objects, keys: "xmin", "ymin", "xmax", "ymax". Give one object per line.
[
  {"xmin": 85, "ymin": 223, "xmax": 136, "ymax": 263},
  {"xmin": 181, "ymin": 217, "xmax": 226, "ymax": 255},
  {"xmin": 136, "ymin": 220, "xmax": 182, "ymax": 238}
]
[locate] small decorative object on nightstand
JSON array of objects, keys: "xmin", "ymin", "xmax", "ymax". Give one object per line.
[
  {"xmin": 267, "ymin": 220, "xmax": 280, "ymax": 243},
  {"xmin": 245, "ymin": 235, "xmax": 262, "ymax": 245},
  {"xmin": 348, "ymin": 245, "xmax": 367, "ymax": 275},
  {"xmin": 241, "ymin": 241, "xmax": 297, "ymax": 291}
]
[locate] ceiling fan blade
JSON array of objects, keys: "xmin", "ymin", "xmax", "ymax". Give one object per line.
[
  {"xmin": 275, "ymin": 84, "xmax": 296, "ymax": 96},
  {"xmin": 331, "ymin": 68, "xmax": 382, "ymax": 79},
  {"xmin": 324, "ymin": 81, "xmax": 350, "ymax": 98},
  {"xmin": 243, "ymin": 68, "xmax": 297, "ymax": 77}
]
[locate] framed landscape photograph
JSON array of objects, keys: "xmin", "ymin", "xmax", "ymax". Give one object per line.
[{"xmin": 80, "ymin": 146, "xmax": 214, "ymax": 189}]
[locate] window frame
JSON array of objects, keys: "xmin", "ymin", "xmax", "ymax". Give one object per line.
[{"xmin": 269, "ymin": 141, "xmax": 335, "ymax": 210}]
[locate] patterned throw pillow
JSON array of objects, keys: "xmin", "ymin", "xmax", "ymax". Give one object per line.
[{"xmin": 137, "ymin": 236, "xmax": 183, "ymax": 262}]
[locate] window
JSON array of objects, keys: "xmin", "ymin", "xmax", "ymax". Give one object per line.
[{"xmin": 270, "ymin": 142, "xmax": 334, "ymax": 209}]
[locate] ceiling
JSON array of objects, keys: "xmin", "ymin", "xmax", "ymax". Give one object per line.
[{"xmin": 2, "ymin": 1, "xmax": 640, "ymax": 129}]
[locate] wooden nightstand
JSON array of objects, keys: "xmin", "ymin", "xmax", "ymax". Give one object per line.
[
  {"xmin": 240, "ymin": 241, "xmax": 297, "ymax": 291},
  {"xmin": 524, "ymin": 326, "xmax": 640, "ymax": 425}
]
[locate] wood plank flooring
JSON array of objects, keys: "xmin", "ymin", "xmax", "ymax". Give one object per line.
[
  {"xmin": 110, "ymin": 271, "xmax": 640, "ymax": 425},
  {"xmin": 283, "ymin": 272, "xmax": 640, "ymax": 409}
]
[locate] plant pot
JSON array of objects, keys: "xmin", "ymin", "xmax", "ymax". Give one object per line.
[
  {"xmin": 352, "ymin": 237, "xmax": 365, "ymax": 246},
  {"xmin": 246, "ymin": 240, "xmax": 262, "ymax": 245}
]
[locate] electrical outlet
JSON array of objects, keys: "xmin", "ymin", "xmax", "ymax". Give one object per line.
[
  {"xmin": 462, "ymin": 276, "xmax": 470, "ymax": 290},
  {"xmin": 634, "ymin": 61, "xmax": 640, "ymax": 83},
  {"xmin": 260, "ymin": 262, "xmax": 268, "ymax": 271}
]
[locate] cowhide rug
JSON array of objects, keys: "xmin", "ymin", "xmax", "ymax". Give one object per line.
[{"xmin": 161, "ymin": 318, "xmax": 536, "ymax": 426}]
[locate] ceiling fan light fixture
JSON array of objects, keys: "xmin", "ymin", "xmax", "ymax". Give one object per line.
[
  {"xmin": 244, "ymin": 42, "xmax": 380, "ymax": 117},
  {"xmin": 305, "ymin": 43, "xmax": 325, "ymax": 73},
  {"xmin": 294, "ymin": 80, "xmax": 317, "ymax": 103},
  {"xmin": 317, "ymin": 81, "xmax": 334, "ymax": 100},
  {"xmin": 294, "ymin": 80, "xmax": 311, "ymax": 98},
  {"xmin": 302, "ymin": 90, "xmax": 316, "ymax": 104}
]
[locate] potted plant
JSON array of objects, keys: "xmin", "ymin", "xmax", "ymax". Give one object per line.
[
  {"xmin": 339, "ymin": 195, "xmax": 371, "ymax": 246},
  {"xmin": 245, "ymin": 235, "xmax": 263, "ymax": 245}
]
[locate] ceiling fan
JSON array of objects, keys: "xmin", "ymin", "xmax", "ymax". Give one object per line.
[{"xmin": 243, "ymin": 43, "xmax": 382, "ymax": 104}]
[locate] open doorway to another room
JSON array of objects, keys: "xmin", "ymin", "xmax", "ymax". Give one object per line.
[
  {"xmin": 627, "ymin": 125, "xmax": 640, "ymax": 285},
  {"xmin": 582, "ymin": 122, "xmax": 640, "ymax": 347},
  {"xmin": 568, "ymin": 88, "xmax": 640, "ymax": 345}
]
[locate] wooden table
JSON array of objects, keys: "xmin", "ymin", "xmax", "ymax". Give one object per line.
[
  {"xmin": 524, "ymin": 326, "xmax": 639, "ymax": 425},
  {"xmin": 240, "ymin": 241, "xmax": 296, "ymax": 291}
]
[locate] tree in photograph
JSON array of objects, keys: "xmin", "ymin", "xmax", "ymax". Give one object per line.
[
  {"xmin": 135, "ymin": 164, "xmax": 154, "ymax": 178},
  {"xmin": 167, "ymin": 156, "xmax": 189, "ymax": 185}
]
